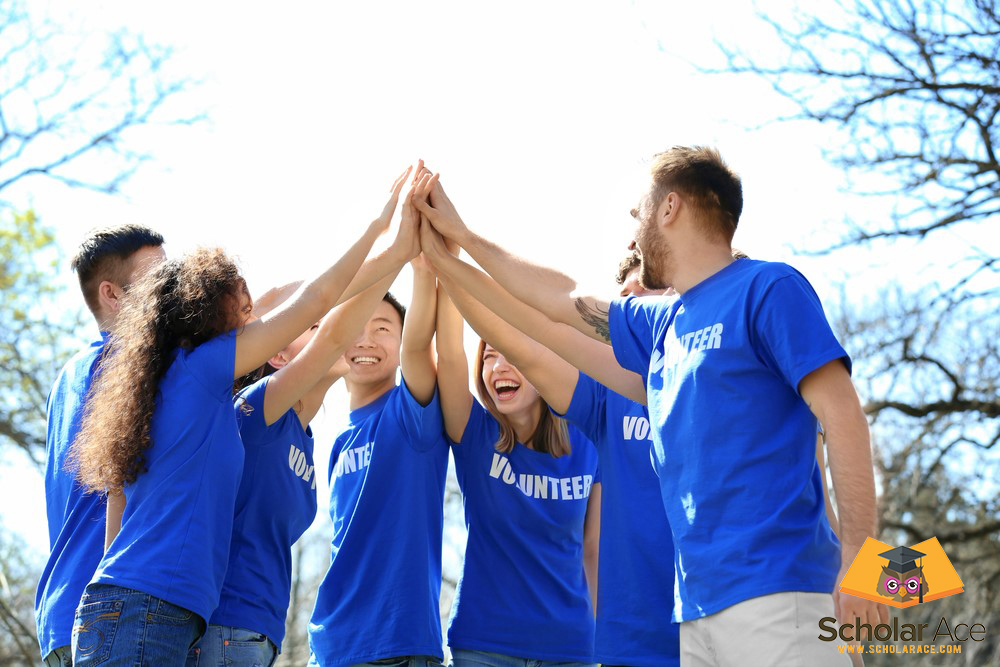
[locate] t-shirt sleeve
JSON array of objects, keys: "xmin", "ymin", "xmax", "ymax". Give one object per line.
[
  {"xmin": 186, "ymin": 331, "xmax": 237, "ymax": 401},
  {"xmin": 558, "ymin": 372, "xmax": 608, "ymax": 444},
  {"xmin": 390, "ymin": 378, "xmax": 447, "ymax": 453},
  {"xmin": 751, "ymin": 271, "xmax": 851, "ymax": 393},
  {"xmin": 608, "ymin": 296, "xmax": 667, "ymax": 376},
  {"xmin": 234, "ymin": 376, "xmax": 270, "ymax": 445}
]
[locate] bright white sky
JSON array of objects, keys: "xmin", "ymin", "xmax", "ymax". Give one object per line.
[{"xmin": 3, "ymin": 1, "xmax": 995, "ymax": 558}]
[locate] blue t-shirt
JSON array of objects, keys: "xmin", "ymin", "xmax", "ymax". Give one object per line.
[
  {"xmin": 35, "ymin": 335, "xmax": 108, "ymax": 658},
  {"xmin": 561, "ymin": 373, "xmax": 679, "ymax": 666},
  {"xmin": 608, "ymin": 259, "xmax": 844, "ymax": 622},
  {"xmin": 448, "ymin": 401, "xmax": 599, "ymax": 663},
  {"xmin": 91, "ymin": 332, "xmax": 244, "ymax": 623},
  {"xmin": 210, "ymin": 376, "xmax": 318, "ymax": 650},
  {"xmin": 308, "ymin": 382, "xmax": 449, "ymax": 667}
]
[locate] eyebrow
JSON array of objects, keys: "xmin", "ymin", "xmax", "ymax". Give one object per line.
[{"xmin": 373, "ymin": 317, "xmax": 396, "ymax": 325}]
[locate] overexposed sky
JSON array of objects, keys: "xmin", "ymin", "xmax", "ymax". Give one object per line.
[{"xmin": 3, "ymin": 0, "xmax": 994, "ymax": 553}]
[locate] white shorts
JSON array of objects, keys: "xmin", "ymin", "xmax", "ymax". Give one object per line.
[{"xmin": 680, "ymin": 592, "xmax": 856, "ymax": 666}]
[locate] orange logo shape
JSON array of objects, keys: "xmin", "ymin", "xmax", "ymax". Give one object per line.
[{"xmin": 839, "ymin": 537, "xmax": 964, "ymax": 608}]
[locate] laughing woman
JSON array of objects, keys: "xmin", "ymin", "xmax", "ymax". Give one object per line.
[
  {"xmin": 68, "ymin": 168, "xmax": 417, "ymax": 667},
  {"xmin": 425, "ymin": 223, "xmax": 600, "ymax": 665}
]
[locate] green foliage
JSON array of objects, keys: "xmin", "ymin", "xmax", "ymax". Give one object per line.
[{"xmin": 0, "ymin": 210, "xmax": 80, "ymax": 465}]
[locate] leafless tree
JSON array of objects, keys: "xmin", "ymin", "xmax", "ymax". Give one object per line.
[{"xmin": 718, "ymin": 0, "xmax": 998, "ymax": 663}]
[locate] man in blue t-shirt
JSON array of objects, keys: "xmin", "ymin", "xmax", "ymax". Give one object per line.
[
  {"xmin": 35, "ymin": 225, "xmax": 165, "ymax": 666},
  {"xmin": 412, "ymin": 147, "xmax": 886, "ymax": 666},
  {"xmin": 308, "ymin": 264, "xmax": 449, "ymax": 667}
]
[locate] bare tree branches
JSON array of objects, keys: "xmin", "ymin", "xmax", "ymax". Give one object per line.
[
  {"xmin": 717, "ymin": 0, "xmax": 999, "ymax": 253},
  {"xmin": 0, "ymin": 0, "xmax": 203, "ymax": 203}
]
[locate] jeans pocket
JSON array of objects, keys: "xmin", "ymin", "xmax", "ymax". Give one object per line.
[
  {"xmin": 224, "ymin": 632, "xmax": 276, "ymax": 667},
  {"xmin": 73, "ymin": 599, "xmax": 124, "ymax": 667},
  {"xmin": 147, "ymin": 597, "xmax": 196, "ymax": 625}
]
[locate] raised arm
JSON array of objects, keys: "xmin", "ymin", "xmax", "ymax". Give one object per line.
[
  {"xmin": 423, "ymin": 229, "xmax": 646, "ymax": 404},
  {"xmin": 412, "ymin": 173, "xmax": 613, "ymax": 343},
  {"xmin": 435, "ymin": 270, "xmax": 474, "ymax": 444},
  {"xmin": 800, "ymin": 361, "xmax": 888, "ymax": 628},
  {"xmin": 400, "ymin": 254, "xmax": 438, "ymax": 405},
  {"xmin": 262, "ymin": 274, "xmax": 398, "ymax": 426},
  {"xmin": 235, "ymin": 168, "xmax": 416, "ymax": 378}
]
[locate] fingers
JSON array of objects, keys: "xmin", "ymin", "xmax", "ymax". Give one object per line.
[
  {"xmin": 391, "ymin": 166, "xmax": 413, "ymax": 195},
  {"xmin": 877, "ymin": 601, "xmax": 889, "ymax": 625}
]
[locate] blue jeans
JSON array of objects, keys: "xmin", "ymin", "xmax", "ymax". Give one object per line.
[
  {"xmin": 307, "ymin": 656, "xmax": 444, "ymax": 667},
  {"xmin": 72, "ymin": 583, "xmax": 205, "ymax": 666},
  {"xmin": 43, "ymin": 645, "xmax": 73, "ymax": 666},
  {"xmin": 450, "ymin": 649, "xmax": 597, "ymax": 667},
  {"xmin": 187, "ymin": 624, "xmax": 277, "ymax": 667}
]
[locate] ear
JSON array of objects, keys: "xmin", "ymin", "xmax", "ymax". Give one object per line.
[
  {"xmin": 97, "ymin": 280, "xmax": 124, "ymax": 314},
  {"xmin": 659, "ymin": 192, "xmax": 681, "ymax": 229},
  {"xmin": 269, "ymin": 350, "xmax": 290, "ymax": 370},
  {"xmin": 881, "ymin": 565, "xmax": 893, "ymax": 576}
]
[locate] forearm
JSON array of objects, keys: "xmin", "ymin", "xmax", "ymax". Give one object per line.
[
  {"xmin": 460, "ymin": 230, "xmax": 585, "ymax": 331},
  {"xmin": 825, "ymin": 410, "xmax": 878, "ymax": 560},
  {"xmin": 335, "ymin": 242, "xmax": 409, "ymax": 306},
  {"xmin": 262, "ymin": 274, "xmax": 397, "ymax": 423},
  {"xmin": 439, "ymin": 273, "xmax": 578, "ymax": 414},
  {"xmin": 401, "ymin": 266, "xmax": 438, "ymax": 404},
  {"xmin": 435, "ymin": 252, "xmax": 642, "ymax": 401},
  {"xmin": 435, "ymin": 284, "xmax": 473, "ymax": 442}
]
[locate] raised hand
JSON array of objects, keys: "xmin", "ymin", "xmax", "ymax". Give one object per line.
[
  {"xmin": 412, "ymin": 171, "xmax": 470, "ymax": 247},
  {"xmin": 389, "ymin": 189, "xmax": 421, "ymax": 262},
  {"xmin": 371, "ymin": 165, "xmax": 413, "ymax": 236},
  {"xmin": 418, "ymin": 212, "xmax": 451, "ymax": 264}
]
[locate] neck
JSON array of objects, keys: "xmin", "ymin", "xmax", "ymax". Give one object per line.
[
  {"xmin": 346, "ymin": 374, "xmax": 397, "ymax": 411},
  {"xmin": 507, "ymin": 400, "xmax": 543, "ymax": 447},
  {"xmin": 672, "ymin": 241, "xmax": 736, "ymax": 295}
]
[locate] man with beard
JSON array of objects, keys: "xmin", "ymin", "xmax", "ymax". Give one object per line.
[{"xmin": 411, "ymin": 147, "xmax": 884, "ymax": 666}]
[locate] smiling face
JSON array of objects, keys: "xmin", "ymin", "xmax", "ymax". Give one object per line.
[
  {"xmin": 477, "ymin": 342, "xmax": 541, "ymax": 418},
  {"xmin": 342, "ymin": 300, "xmax": 403, "ymax": 386}
]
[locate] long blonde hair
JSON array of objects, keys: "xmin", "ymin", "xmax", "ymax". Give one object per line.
[{"xmin": 474, "ymin": 339, "xmax": 571, "ymax": 458}]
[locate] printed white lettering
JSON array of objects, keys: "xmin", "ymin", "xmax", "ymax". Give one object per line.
[
  {"xmin": 287, "ymin": 444, "xmax": 317, "ymax": 488},
  {"xmin": 623, "ymin": 415, "xmax": 637, "ymax": 439}
]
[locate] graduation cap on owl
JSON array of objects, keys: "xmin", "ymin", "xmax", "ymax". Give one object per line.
[{"xmin": 877, "ymin": 545, "xmax": 927, "ymax": 604}]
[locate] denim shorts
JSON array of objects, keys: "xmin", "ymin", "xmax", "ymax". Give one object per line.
[
  {"xmin": 72, "ymin": 583, "xmax": 205, "ymax": 666},
  {"xmin": 187, "ymin": 624, "xmax": 277, "ymax": 667}
]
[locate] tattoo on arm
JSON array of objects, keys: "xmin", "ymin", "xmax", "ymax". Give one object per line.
[{"xmin": 575, "ymin": 298, "xmax": 611, "ymax": 342}]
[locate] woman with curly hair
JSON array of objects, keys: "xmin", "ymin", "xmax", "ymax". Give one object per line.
[{"xmin": 68, "ymin": 168, "xmax": 418, "ymax": 667}]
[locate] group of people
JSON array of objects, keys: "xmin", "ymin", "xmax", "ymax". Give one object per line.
[{"xmin": 35, "ymin": 148, "xmax": 885, "ymax": 667}]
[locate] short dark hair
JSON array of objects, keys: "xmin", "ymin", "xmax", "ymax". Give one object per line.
[
  {"xmin": 615, "ymin": 250, "xmax": 642, "ymax": 285},
  {"xmin": 650, "ymin": 146, "xmax": 743, "ymax": 242},
  {"xmin": 382, "ymin": 292, "xmax": 406, "ymax": 325},
  {"xmin": 70, "ymin": 225, "xmax": 164, "ymax": 315}
]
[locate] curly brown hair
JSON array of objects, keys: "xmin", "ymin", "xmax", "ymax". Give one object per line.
[{"xmin": 68, "ymin": 247, "xmax": 249, "ymax": 494}]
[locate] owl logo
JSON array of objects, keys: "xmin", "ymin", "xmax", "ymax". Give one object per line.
[{"xmin": 876, "ymin": 546, "xmax": 928, "ymax": 603}]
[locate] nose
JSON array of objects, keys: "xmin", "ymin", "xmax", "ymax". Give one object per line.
[
  {"xmin": 493, "ymin": 354, "xmax": 512, "ymax": 374},
  {"xmin": 628, "ymin": 240, "xmax": 637, "ymax": 251}
]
